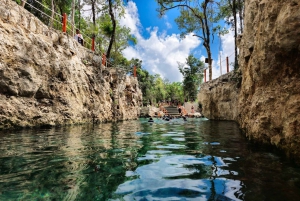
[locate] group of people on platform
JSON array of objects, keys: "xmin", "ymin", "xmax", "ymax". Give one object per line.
[
  {"xmin": 157, "ymin": 103, "xmax": 195, "ymax": 117},
  {"xmin": 177, "ymin": 105, "xmax": 189, "ymax": 116}
]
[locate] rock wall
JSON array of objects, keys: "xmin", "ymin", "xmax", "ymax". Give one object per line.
[
  {"xmin": 199, "ymin": 0, "xmax": 300, "ymax": 160},
  {"xmin": 0, "ymin": 0, "xmax": 142, "ymax": 129},
  {"xmin": 198, "ymin": 71, "xmax": 241, "ymax": 121}
]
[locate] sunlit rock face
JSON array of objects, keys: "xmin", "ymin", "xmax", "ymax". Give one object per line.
[
  {"xmin": 198, "ymin": 71, "xmax": 241, "ymax": 121},
  {"xmin": 238, "ymin": 0, "xmax": 300, "ymax": 157},
  {"xmin": 199, "ymin": 0, "xmax": 300, "ymax": 160},
  {"xmin": 0, "ymin": 0, "xmax": 142, "ymax": 129}
]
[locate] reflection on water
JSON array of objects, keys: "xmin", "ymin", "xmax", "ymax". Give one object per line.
[{"xmin": 0, "ymin": 118, "xmax": 299, "ymax": 200}]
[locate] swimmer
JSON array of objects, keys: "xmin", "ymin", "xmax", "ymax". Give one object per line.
[{"xmin": 148, "ymin": 117, "xmax": 154, "ymax": 122}]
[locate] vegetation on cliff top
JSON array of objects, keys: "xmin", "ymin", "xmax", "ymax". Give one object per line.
[{"xmin": 12, "ymin": 0, "xmax": 244, "ymax": 104}]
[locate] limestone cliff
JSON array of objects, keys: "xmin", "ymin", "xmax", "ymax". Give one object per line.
[
  {"xmin": 199, "ymin": 0, "xmax": 300, "ymax": 160},
  {"xmin": 198, "ymin": 71, "xmax": 241, "ymax": 121},
  {"xmin": 0, "ymin": 0, "xmax": 142, "ymax": 129}
]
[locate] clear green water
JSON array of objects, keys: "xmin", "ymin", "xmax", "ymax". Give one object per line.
[{"xmin": 0, "ymin": 118, "xmax": 299, "ymax": 201}]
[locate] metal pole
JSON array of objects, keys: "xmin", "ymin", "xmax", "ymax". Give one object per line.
[
  {"xmin": 226, "ymin": 56, "xmax": 229, "ymax": 73},
  {"xmin": 133, "ymin": 66, "xmax": 137, "ymax": 77},
  {"xmin": 102, "ymin": 54, "xmax": 106, "ymax": 66},
  {"xmin": 62, "ymin": 13, "xmax": 67, "ymax": 33},
  {"xmin": 91, "ymin": 37, "xmax": 95, "ymax": 51},
  {"xmin": 219, "ymin": 33, "xmax": 222, "ymax": 76},
  {"xmin": 220, "ymin": 53, "xmax": 222, "ymax": 76}
]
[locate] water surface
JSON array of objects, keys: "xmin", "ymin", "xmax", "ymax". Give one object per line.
[{"xmin": 0, "ymin": 118, "xmax": 299, "ymax": 200}]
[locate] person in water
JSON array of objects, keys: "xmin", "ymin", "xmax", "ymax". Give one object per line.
[{"xmin": 148, "ymin": 117, "xmax": 154, "ymax": 122}]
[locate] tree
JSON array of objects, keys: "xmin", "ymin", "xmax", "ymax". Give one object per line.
[
  {"xmin": 218, "ymin": 0, "xmax": 245, "ymax": 69},
  {"xmin": 157, "ymin": 0, "xmax": 216, "ymax": 81},
  {"xmin": 237, "ymin": 0, "xmax": 244, "ymax": 34},
  {"xmin": 54, "ymin": 0, "xmax": 72, "ymax": 16},
  {"xmin": 136, "ymin": 67, "xmax": 155, "ymax": 106},
  {"xmin": 20, "ymin": 0, "xmax": 26, "ymax": 7},
  {"xmin": 86, "ymin": 13, "xmax": 136, "ymax": 66},
  {"xmin": 164, "ymin": 81, "xmax": 184, "ymax": 103},
  {"xmin": 153, "ymin": 75, "xmax": 167, "ymax": 104},
  {"xmin": 106, "ymin": 0, "xmax": 125, "ymax": 62},
  {"xmin": 83, "ymin": 0, "xmax": 125, "ymax": 63},
  {"xmin": 75, "ymin": 0, "xmax": 84, "ymax": 29},
  {"xmin": 71, "ymin": 0, "xmax": 76, "ymax": 34},
  {"xmin": 50, "ymin": 0, "xmax": 54, "ymax": 28},
  {"xmin": 178, "ymin": 55, "xmax": 204, "ymax": 101}
]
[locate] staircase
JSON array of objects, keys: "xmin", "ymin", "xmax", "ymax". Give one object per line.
[{"xmin": 164, "ymin": 106, "xmax": 180, "ymax": 116}]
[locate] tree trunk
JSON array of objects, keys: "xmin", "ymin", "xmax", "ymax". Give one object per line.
[
  {"xmin": 91, "ymin": 0, "xmax": 96, "ymax": 26},
  {"xmin": 203, "ymin": 0, "xmax": 212, "ymax": 81},
  {"xmin": 208, "ymin": 49, "xmax": 212, "ymax": 81},
  {"xmin": 237, "ymin": 0, "xmax": 243, "ymax": 33},
  {"xmin": 21, "ymin": 0, "xmax": 26, "ymax": 7},
  {"xmin": 233, "ymin": 0, "xmax": 238, "ymax": 69},
  {"xmin": 78, "ymin": 0, "xmax": 81, "ymax": 29},
  {"xmin": 106, "ymin": 0, "xmax": 116, "ymax": 61},
  {"xmin": 71, "ymin": 0, "xmax": 75, "ymax": 35},
  {"xmin": 50, "ymin": 0, "xmax": 54, "ymax": 28}
]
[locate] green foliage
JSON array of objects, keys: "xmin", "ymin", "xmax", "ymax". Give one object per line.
[
  {"xmin": 157, "ymin": 0, "xmax": 244, "ymax": 76},
  {"xmin": 135, "ymin": 62, "xmax": 185, "ymax": 106},
  {"xmin": 136, "ymin": 67, "xmax": 155, "ymax": 106},
  {"xmin": 13, "ymin": 0, "xmax": 21, "ymax": 5},
  {"xmin": 18, "ymin": 0, "xmax": 134, "ymax": 67},
  {"xmin": 178, "ymin": 54, "xmax": 204, "ymax": 101},
  {"xmin": 164, "ymin": 81, "xmax": 184, "ymax": 103}
]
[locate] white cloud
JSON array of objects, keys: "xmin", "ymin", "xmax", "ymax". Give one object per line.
[
  {"xmin": 165, "ymin": 22, "xmax": 172, "ymax": 29},
  {"xmin": 119, "ymin": 1, "xmax": 142, "ymax": 39},
  {"xmin": 210, "ymin": 16, "xmax": 241, "ymax": 81},
  {"xmin": 219, "ymin": 30, "xmax": 236, "ymax": 74},
  {"xmin": 120, "ymin": 1, "xmax": 236, "ymax": 83},
  {"xmin": 120, "ymin": 1, "xmax": 201, "ymax": 82}
]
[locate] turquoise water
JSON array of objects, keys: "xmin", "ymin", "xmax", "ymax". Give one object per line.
[{"xmin": 0, "ymin": 118, "xmax": 299, "ymax": 201}]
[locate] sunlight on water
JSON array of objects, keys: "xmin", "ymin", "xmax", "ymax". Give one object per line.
[{"xmin": 0, "ymin": 118, "xmax": 299, "ymax": 201}]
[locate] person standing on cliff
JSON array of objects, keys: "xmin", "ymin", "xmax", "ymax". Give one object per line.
[{"xmin": 74, "ymin": 29, "xmax": 84, "ymax": 46}]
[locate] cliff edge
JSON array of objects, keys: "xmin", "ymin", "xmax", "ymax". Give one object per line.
[
  {"xmin": 199, "ymin": 0, "xmax": 300, "ymax": 160},
  {"xmin": 0, "ymin": 0, "xmax": 142, "ymax": 129}
]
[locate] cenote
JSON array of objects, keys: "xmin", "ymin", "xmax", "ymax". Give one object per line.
[{"xmin": 0, "ymin": 118, "xmax": 299, "ymax": 201}]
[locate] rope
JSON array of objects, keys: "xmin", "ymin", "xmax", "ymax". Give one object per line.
[
  {"xmin": 20, "ymin": 0, "xmax": 63, "ymax": 18},
  {"xmin": 20, "ymin": 0, "xmax": 63, "ymax": 26},
  {"xmin": 220, "ymin": 52, "xmax": 235, "ymax": 63},
  {"xmin": 15, "ymin": 0, "xmax": 132, "ymax": 71}
]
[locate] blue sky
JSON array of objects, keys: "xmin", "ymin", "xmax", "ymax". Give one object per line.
[{"xmin": 119, "ymin": 0, "xmax": 235, "ymax": 82}]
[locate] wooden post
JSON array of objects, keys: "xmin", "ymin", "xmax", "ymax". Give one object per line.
[
  {"xmin": 91, "ymin": 37, "xmax": 95, "ymax": 51},
  {"xmin": 226, "ymin": 56, "xmax": 229, "ymax": 73},
  {"xmin": 102, "ymin": 54, "xmax": 106, "ymax": 66},
  {"xmin": 133, "ymin": 66, "xmax": 137, "ymax": 77},
  {"xmin": 204, "ymin": 69, "xmax": 206, "ymax": 82},
  {"xmin": 62, "ymin": 13, "xmax": 67, "ymax": 33},
  {"xmin": 219, "ymin": 53, "xmax": 222, "ymax": 76}
]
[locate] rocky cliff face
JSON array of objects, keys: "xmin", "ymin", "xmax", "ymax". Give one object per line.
[
  {"xmin": 0, "ymin": 0, "xmax": 142, "ymax": 129},
  {"xmin": 198, "ymin": 71, "xmax": 241, "ymax": 121},
  {"xmin": 199, "ymin": 0, "xmax": 300, "ymax": 160}
]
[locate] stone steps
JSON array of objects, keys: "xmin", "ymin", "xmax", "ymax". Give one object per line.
[{"xmin": 164, "ymin": 106, "xmax": 180, "ymax": 116}]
